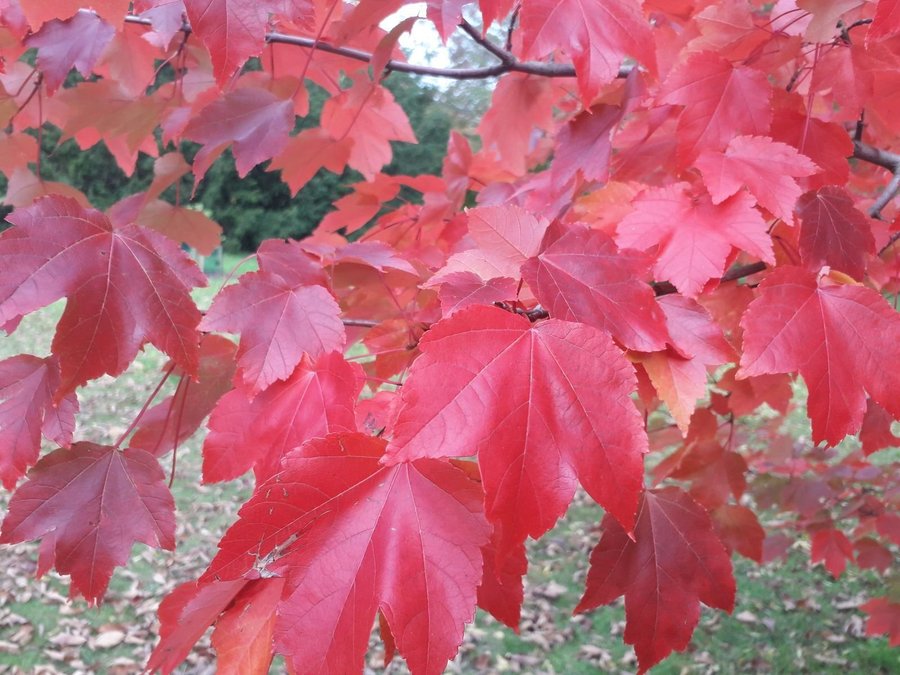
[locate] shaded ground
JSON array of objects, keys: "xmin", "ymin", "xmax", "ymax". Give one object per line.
[{"xmin": 0, "ymin": 295, "xmax": 896, "ymax": 674}]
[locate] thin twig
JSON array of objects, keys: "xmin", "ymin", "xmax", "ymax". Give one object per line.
[
  {"xmin": 123, "ymin": 13, "xmax": 628, "ymax": 81},
  {"xmin": 458, "ymin": 19, "xmax": 514, "ymax": 65},
  {"xmin": 853, "ymin": 140, "xmax": 900, "ymax": 221}
]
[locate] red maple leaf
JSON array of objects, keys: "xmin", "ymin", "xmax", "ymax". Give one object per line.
[
  {"xmin": 576, "ymin": 487, "xmax": 735, "ymax": 673},
  {"xmin": 25, "ymin": 11, "xmax": 115, "ymax": 94},
  {"xmin": 520, "ymin": 0, "xmax": 656, "ymax": 103},
  {"xmin": 184, "ymin": 86, "xmax": 295, "ymax": 182},
  {"xmin": 386, "ymin": 305, "xmax": 647, "ymax": 555},
  {"xmin": 739, "ymin": 266, "xmax": 900, "ymax": 445},
  {"xmin": 202, "ymin": 433, "xmax": 490, "ymax": 675},
  {"xmin": 431, "ymin": 204, "xmax": 549, "ymax": 283},
  {"xmin": 0, "ymin": 442, "xmax": 175, "ymax": 602},
  {"xmin": 183, "ymin": 0, "xmax": 271, "ymax": 85},
  {"xmin": 0, "ymin": 196, "xmax": 204, "ymax": 395},
  {"xmin": 695, "ymin": 135, "xmax": 818, "ymax": 224},
  {"xmin": 641, "ymin": 295, "xmax": 734, "ymax": 432},
  {"xmin": 199, "ymin": 250, "xmax": 344, "ymax": 393},
  {"xmin": 659, "ymin": 51, "xmax": 772, "ymax": 165},
  {"xmin": 797, "ymin": 186, "xmax": 876, "ymax": 279},
  {"xmin": 617, "ymin": 184, "xmax": 774, "ymax": 297},
  {"xmin": 862, "ymin": 597, "xmax": 900, "ymax": 647},
  {"xmin": 522, "ymin": 224, "xmax": 671, "ymax": 352},
  {"xmin": 202, "ymin": 351, "xmax": 363, "ymax": 482},
  {"xmin": 0, "ymin": 355, "xmax": 78, "ymax": 488}
]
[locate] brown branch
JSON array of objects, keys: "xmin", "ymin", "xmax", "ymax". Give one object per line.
[
  {"xmin": 123, "ymin": 13, "xmax": 623, "ymax": 81},
  {"xmin": 458, "ymin": 19, "xmax": 514, "ymax": 65},
  {"xmin": 853, "ymin": 140, "xmax": 900, "ymax": 222},
  {"xmin": 652, "ymin": 262, "xmax": 768, "ymax": 297},
  {"xmin": 343, "ymin": 318, "xmax": 379, "ymax": 328}
]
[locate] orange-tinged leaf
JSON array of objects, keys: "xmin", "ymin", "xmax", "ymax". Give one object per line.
[
  {"xmin": 212, "ymin": 578, "xmax": 284, "ymax": 675},
  {"xmin": 148, "ymin": 578, "xmax": 249, "ymax": 674},
  {"xmin": 739, "ymin": 266, "xmax": 900, "ymax": 445},
  {"xmin": 130, "ymin": 335, "xmax": 237, "ymax": 458},
  {"xmin": 386, "ymin": 306, "xmax": 647, "ymax": 555},
  {"xmin": 0, "ymin": 443, "xmax": 175, "ymax": 603},
  {"xmin": 431, "ymin": 204, "xmax": 549, "ymax": 283}
]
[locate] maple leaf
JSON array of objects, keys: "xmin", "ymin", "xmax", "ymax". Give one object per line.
[
  {"xmin": 184, "ymin": 86, "xmax": 295, "ymax": 182},
  {"xmin": 0, "ymin": 355, "xmax": 78, "ymax": 488},
  {"xmin": 520, "ymin": 0, "xmax": 655, "ymax": 103},
  {"xmin": 695, "ymin": 135, "xmax": 818, "ymax": 224},
  {"xmin": 870, "ymin": 0, "xmax": 900, "ymax": 40},
  {"xmin": 269, "ymin": 127, "xmax": 353, "ymax": 196},
  {"xmin": 810, "ymin": 527, "xmax": 854, "ymax": 578},
  {"xmin": 862, "ymin": 597, "xmax": 900, "ymax": 647},
  {"xmin": 576, "ymin": 487, "xmax": 735, "ymax": 673},
  {"xmin": 797, "ymin": 186, "xmax": 876, "ymax": 279},
  {"xmin": 18, "ymin": 0, "xmax": 129, "ymax": 29},
  {"xmin": 211, "ymin": 578, "xmax": 284, "ymax": 675},
  {"xmin": 739, "ymin": 266, "xmax": 900, "ymax": 445},
  {"xmin": 130, "ymin": 335, "xmax": 237, "ymax": 458},
  {"xmin": 860, "ymin": 400, "xmax": 900, "ymax": 455},
  {"xmin": 476, "ymin": 73, "xmax": 556, "ymax": 176},
  {"xmin": 0, "ymin": 196, "xmax": 204, "ymax": 395},
  {"xmin": 0, "ymin": 443, "xmax": 175, "ymax": 603},
  {"xmin": 522, "ymin": 224, "xmax": 671, "ymax": 352},
  {"xmin": 617, "ymin": 184, "xmax": 774, "ymax": 298},
  {"xmin": 659, "ymin": 51, "xmax": 773, "ymax": 164},
  {"xmin": 435, "ymin": 272, "xmax": 518, "ymax": 316},
  {"xmin": 203, "ymin": 433, "xmax": 490, "ymax": 675},
  {"xmin": 183, "ymin": 0, "xmax": 272, "ymax": 85},
  {"xmin": 477, "ymin": 531, "xmax": 527, "ymax": 630},
  {"xmin": 641, "ymin": 295, "xmax": 734, "ymax": 433},
  {"xmin": 320, "ymin": 78, "xmax": 417, "ymax": 180},
  {"xmin": 202, "ymin": 352, "xmax": 363, "ymax": 482},
  {"xmin": 386, "ymin": 305, "xmax": 647, "ymax": 555},
  {"xmin": 199, "ymin": 260, "xmax": 344, "ymax": 393},
  {"xmin": 108, "ymin": 189, "xmax": 223, "ymax": 256},
  {"xmin": 25, "ymin": 11, "xmax": 115, "ymax": 95},
  {"xmin": 431, "ymin": 204, "xmax": 549, "ymax": 283},
  {"xmin": 147, "ymin": 578, "xmax": 250, "ymax": 673},
  {"xmin": 711, "ymin": 504, "xmax": 765, "ymax": 562},
  {"xmin": 551, "ymin": 103, "xmax": 624, "ymax": 185}
]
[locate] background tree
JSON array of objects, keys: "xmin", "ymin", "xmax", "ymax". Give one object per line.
[{"xmin": 0, "ymin": 1, "xmax": 898, "ymax": 674}]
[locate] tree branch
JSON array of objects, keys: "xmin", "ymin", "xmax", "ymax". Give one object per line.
[
  {"xmin": 122, "ymin": 14, "xmax": 623, "ymax": 81},
  {"xmin": 853, "ymin": 140, "xmax": 900, "ymax": 221}
]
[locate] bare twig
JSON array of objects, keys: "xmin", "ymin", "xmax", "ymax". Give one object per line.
[
  {"xmin": 459, "ymin": 19, "xmax": 514, "ymax": 65},
  {"xmin": 853, "ymin": 140, "xmax": 900, "ymax": 222},
  {"xmin": 343, "ymin": 318, "xmax": 380, "ymax": 328},
  {"xmin": 123, "ymin": 13, "xmax": 627, "ymax": 81}
]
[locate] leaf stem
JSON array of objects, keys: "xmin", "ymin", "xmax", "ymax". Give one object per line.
[{"xmin": 113, "ymin": 363, "xmax": 176, "ymax": 450}]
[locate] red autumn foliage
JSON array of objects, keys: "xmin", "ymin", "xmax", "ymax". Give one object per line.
[{"xmin": 0, "ymin": 1, "xmax": 898, "ymax": 672}]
